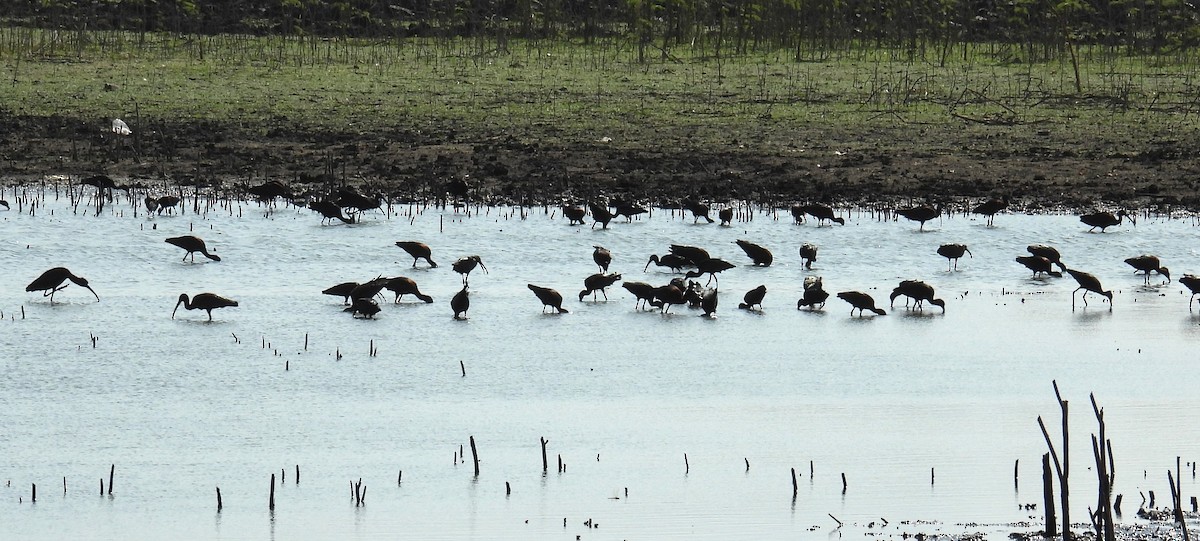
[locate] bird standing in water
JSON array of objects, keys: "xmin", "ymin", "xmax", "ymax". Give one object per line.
[
  {"xmin": 1180, "ymin": 275, "xmax": 1200, "ymax": 310},
  {"xmin": 593, "ymin": 246, "xmax": 612, "ymax": 272},
  {"xmin": 936, "ymin": 244, "xmax": 971, "ymax": 271},
  {"xmin": 972, "ymin": 196, "xmax": 1008, "ymax": 227},
  {"xmin": 172, "ymin": 293, "xmax": 238, "ymax": 321},
  {"xmin": 1124, "ymin": 255, "xmax": 1170, "ymax": 284},
  {"xmin": 579, "ymin": 273, "xmax": 623, "ymax": 301},
  {"xmin": 166, "ymin": 235, "xmax": 221, "ymax": 262},
  {"xmin": 738, "ymin": 285, "xmax": 767, "ymax": 311},
  {"xmin": 451, "ymin": 286, "xmax": 470, "ymax": 319},
  {"xmin": 799, "ymin": 244, "xmax": 818, "ymax": 270},
  {"xmin": 1067, "ymin": 269, "xmax": 1113, "ymax": 310},
  {"xmin": 736, "ymin": 240, "xmax": 773, "ymax": 266},
  {"xmin": 837, "ymin": 291, "xmax": 886, "ymax": 316},
  {"xmin": 26, "ymin": 267, "xmax": 99, "ymax": 304},
  {"xmin": 395, "ymin": 241, "xmax": 438, "ymax": 268},
  {"xmin": 528, "ymin": 284, "xmax": 569, "ymax": 313},
  {"xmin": 452, "ymin": 256, "xmax": 488, "ymax": 285},
  {"xmin": 1080, "ymin": 210, "xmax": 1134, "ymax": 232},
  {"xmin": 889, "ymin": 280, "xmax": 945, "ymax": 312}
]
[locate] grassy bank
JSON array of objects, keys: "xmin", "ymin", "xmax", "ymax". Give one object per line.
[{"xmin": 2, "ymin": 27, "xmax": 1199, "ymax": 206}]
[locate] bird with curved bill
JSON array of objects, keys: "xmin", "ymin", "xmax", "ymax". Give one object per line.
[
  {"xmin": 27, "ymin": 267, "xmax": 99, "ymax": 304},
  {"xmin": 172, "ymin": 293, "xmax": 238, "ymax": 321}
]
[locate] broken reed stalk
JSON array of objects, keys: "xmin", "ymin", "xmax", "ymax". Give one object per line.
[
  {"xmin": 684, "ymin": 453, "xmax": 689, "ymax": 474},
  {"xmin": 216, "ymin": 486, "xmax": 223, "ymax": 511},
  {"xmin": 1170, "ymin": 471, "xmax": 1191, "ymax": 541},
  {"xmin": 1043, "ymin": 453, "xmax": 1057, "ymax": 537},
  {"xmin": 541, "ymin": 437, "xmax": 548, "ymax": 473},
  {"xmin": 841, "ymin": 472, "xmax": 847, "ymax": 493},
  {"xmin": 791, "ymin": 468, "xmax": 797, "ymax": 498},
  {"xmin": 1038, "ymin": 380, "xmax": 1070, "ymax": 539},
  {"xmin": 31, "ymin": 483, "xmax": 36, "ymax": 503},
  {"xmin": 1090, "ymin": 393, "xmax": 1116, "ymax": 541},
  {"xmin": 296, "ymin": 465, "xmax": 300, "ymax": 485},
  {"xmin": 506, "ymin": 481, "xmax": 511, "ymax": 495},
  {"xmin": 269, "ymin": 473, "xmax": 276, "ymax": 511},
  {"xmin": 469, "ymin": 436, "xmax": 480, "ymax": 477},
  {"xmin": 1014, "ymin": 459, "xmax": 1019, "ymax": 490}
]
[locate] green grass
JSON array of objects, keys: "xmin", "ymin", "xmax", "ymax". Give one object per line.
[{"xmin": 2, "ymin": 26, "xmax": 1199, "ymax": 146}]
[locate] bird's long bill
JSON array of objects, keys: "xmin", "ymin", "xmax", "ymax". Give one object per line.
[
  {"xmin": 85, "ymin": 285, "xmax": 100, "ymax": 301},
  {"xmin": 479, "ymin": 261, "xmax": 489, "ymax": 274},
  {"xmin": 171, "ymin": 299, "xmax": 183, "ymax": 319}
]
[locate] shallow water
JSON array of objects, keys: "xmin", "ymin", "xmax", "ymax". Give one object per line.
[{"xmin": 2, "ymin": 189, "xmax": 1200, "ymax": 540}]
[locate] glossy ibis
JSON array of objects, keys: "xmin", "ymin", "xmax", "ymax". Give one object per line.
[
  {"xmin": 1124, "ymin": 255, "xmax": 1170, "ymax": 284},
  {"xmin": 621, "ymin": 281, "xmax": 657, "ymax": 310},
  {"xmin": 26, "ymin": 267, "xmax": 99, "ymax": 304},
  {"xmin": 735, "ymin": 240, "xmax": 773, "ymax": 266},
  {"xmin": 972, "ymin": 196, "xmax": 1008, "ymax": 227},
  {"xmin": 897, "ymin": 203, "xmax": 942, "ymax": 231},
  {"xmin": 322, "ymin": 282, "xmax": 359, "ymax": 304},
  {"xmin": 593, "ymin": 246, "xmax": 612, "ymax": 272},
  {"xmin": 650, "ymin": 284, "xmax": 687, "ymax": 314},
  {"xmin": 451, "ymin": 286, "xmax": 470, "ymax": 319},
  {"xmin": 1027, "ymin": 245, "xmax": 1067, "ymax": 272},
  {"xmin": 172, "ymin": 293, "xmax": 238, "ymax": 321},
  {"xmin": 345, "ymin": 298, "xmax": 381, "ymax": 319},
  {"xmin": 797, "ymin": 276, "xmax": 829, "ymax": 310},
  {"xmin": 1180, "ymin": 275, "xmax": 1200, "ymax": 310},
  {"xmin": 889, "ymin": 280, "xmax": 945, "ymax": 312},
  {"xmin": 699, "ymin": 287, "xmax": 718, "ymax": 317},
  {"xmin": 738, "ymin": 285, "xmax": 767, "ymax": 310},
  {"xmin": 613, "ymin": 202, "xmax": 648, "ymax": 222},
  {"xmin": 1080, "ymin": 210, "xmax": 1134, "ymax": 232},
  {"xmin": 681, "ymin": 199, "xmax": 715, "ymax": 223},
  {"xmin": 837, "ymin": 291, "xmax": 886, "ymax": 316},
  {"xmin": 452, "ymin": 256, "xmax": 487, "ymax": 285},
  {"xmin": 799, "ymin": 244, "xmax": 818, "ymax": 270},
  {"xmin": 718, "ymin": 207, "xmax": 733, "ymax": 226},
  {"xmin": 395, "ymin": 241, "xmax": 438, "ymax": 268},
  {"xmin": 579, "ymin": 273, "xmax": 622, "ymax": 301},
  {"xmin": 669, "ymin": 244, "xmax": 710, "ymax": 265},
  {"xmin": 589, "ymin": 202, "xmax": 613, "ymax": 229},
  {"xmin": 645, "ymin": 254, "xmax": 690, "ymax": 273},
  {"xmin": 385, "ymin": 277, "xmax": 433, "ymax": 303},
  {"xmin": 684, "ymin": 258, "xmax": 736, "ymax": 286},
  {"xmin": 1067, "ymin": 269, "xmax": 1113, "ymax": 310},
  {"xmin": 528, "ymin": 284, "xmax": 569, "ymax": 313},
  {"xmin": 563, "ymin": 205, "xmax": 587, "ymax": 225},
  {"xmin": 165, "ymin": 235, "xmax": 221, "ymax": 262},
  {"xmin": 1015, "ymin": 256, "xmax": 1062, "ymax": 278},
  {"xmin": 936, "ymin": 244, "xmax": 971, "ymax": 271},
  {"xmin": 795, "ymin": 204, "xmax": 845, "ymax": 226},
  {"xmin": 310, "ymin": 200, "xmax": 355, "ymax": 224}
]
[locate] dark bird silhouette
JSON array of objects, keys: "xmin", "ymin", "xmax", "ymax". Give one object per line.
[
  {"xmin": 650, "ymin": 284, "xmax": 687, "ymax": 314},
  {"xmin": 593, "ymin": 246, "xmax": 612, "ymax": 272},
  {"xmin": 26, "ymin": 267, "xmax": 99, "ymax": 303},
  {"xmin": 738, "ymin": 285, "xmax": 767, "ymax": 310},
  {"xmin": 1067, "ymin": 269, "xmax": 1113, "ymax": 310},
  {"xmin": 1, "ymin": 199, "xmax": 9, "ymax": 209},
  {"xmin": 972, "ymin": 196, "xmax": 1008, "ymax": 227},
  {"xmin": 936, "ymin": 243, "xmax": 971, "ymax": 271},
  {"xmin": 799, "ymin": 244, "xmax": 818, "ymax": 270},
  {"xmin": 621, "ymin": 281, "xmax": 657, "ymax": 310},
  {"xmin": 718, "ymin": 207, "xmax": 733, "ymax": 226},
  {"xmin": 322, "ymin": 281, "xmax": 359, "ymax": 304},
  {"xmin": 395, "ymin": 241, "xmax": 437, "ymax": 268},
  {"xmin": 681, "ymin": 199, "xmax": 715, "ymax": 223},
  {"xmin": 613, "ymin": 202, "xmax": 648, "ymax": 222},
  {"xmin": 796, "ymin": 276, "xmax": 829, "ymax": 310},
  {"xmin": 165, "ymin": 235, "xmax": 221, "ymax": 262},
  {"xmin": 80, "ymin": 174, "xmax": 117, "ymax": 191},
  {"xmin": 144, "ymin": 195, "xmax": 159, "ymax": 214},
  {"xmin": 1027, "ymin": 245, "xmax": 1067, "ymax": 272},
  {"xmin": 310, "ymin": 200, "xmax": 355, "ymax": 224},
  {"xmin": 579, "ymin": 273, "xmax": 623, "ymax": 301},
  {"xmin": 156, "ymin": 195, "xmax": 181, "ymax": 215},
  {"xmin": 669, "ymin": 244, "xmax": 711, "ymax": 265},
  {"xmin": 563, "ymin": 205, "xmax": 587, "ymax": 225},
  {"xmin": 172, "ymin": 292, "xmax": 238, "ymax": 321},
  {"xmin": 385, "ymin": 277, "xmax": 434, "ymax": 303},
  {"xmin": 452, "ymin": 256, "xmax": 487, "ymax": 285},
  {"xmin": 345, "ymin": 298, "xmax": 381, "ymax": 319},
  {"xmin": 699, "ymin": 287, "xmax": 718, "ymax": 317},
  {"xmin": 837, "ymin": 291, "xmax": 886, "ymax": 316},
  {"xmin": 336, "ymin": 189, "xmax": 384, "ymax": 213},
  {"xmin": 589, "ymin": 202, "xmax": 614, "ymax": 229},
  {"xmin": 1180, "ymin": 275, "xmax": 1200, "ymax": 310},
  {"xmin": 1080, "ymin": 210, "xmax": 1134, "ymax": 232},
  {"xmin": 789, "ymin": 205, "xmax": 806, "ymax": 224},
  {"xmin": 1124, "ymin": 255, "xmax": 1170, "ymax": 284},
  {"xmin": 795, "ymin": 204, "xmax": 845, "ymax": 226},
  {"xmin": 350, "ymin": 277, "xmax": 389, "ymax": 301},
  {"xmin": 684, "ymin": 258, "xmax": 736, "ymax": 286},
  {"xmin": 889, "ymin": 280, "xmax": 945, "ymax": 312},
  {"xmin": 645, "ymin": 254, "xmax": 691, "ymax": 273},
  {"xmin": 528, "ymin": 284, "xmax": 569, "ymax": 313},
  {"xmin": 451, "ymin": 286, "xmax": 470, "ymax": 319},
  {"xmin": 735, "ymin": 240, "xmax": 773, "ymax": 266},
  {"xmin": 897, "ymin": 203, "xmax": 942, "ymax": 231},
  {"xmin": 247, "ymin": 180, "xmax": 291, "ymax": 202},
  {"xmin": 1015, "ymin": 256, "xmax": 1063, "ymax": 278}
]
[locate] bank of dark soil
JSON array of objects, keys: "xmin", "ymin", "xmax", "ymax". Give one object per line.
[{"xmin": 2, "ymin": 111, "xmax": 1198, "ymax": 210}]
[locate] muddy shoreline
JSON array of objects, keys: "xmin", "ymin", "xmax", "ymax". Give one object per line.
[{"xmin": 1, "ymin": 112, "xmax": 1197, "ymax": 211}]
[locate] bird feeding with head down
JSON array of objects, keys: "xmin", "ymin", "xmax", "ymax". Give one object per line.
[
  {"xmin": 165, "ymin": 235, "xmax": 221, "ymax": 262},
  {"xmin": 26, "ymin": 267, "xmax": 99, "ymax": 304},
  {"xmin": 172, "ymin": 293, "xmax": 238, "ymax": 321}
]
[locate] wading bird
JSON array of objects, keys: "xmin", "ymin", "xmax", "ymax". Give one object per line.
[
  {"xmin": 1080, "ymin": 210, "xmax": 1134, "ymax": 232},
  {"xmin": 794, "ymin": 204, "xmax": 845, "ymax": 226},
  {"xmin": 1124, "ymin": 255, "xmax": 1170, "ymax": 284},
  {"xmin": 345, "ymin": 298, "xmax": 381, "ymax": 319},
  {"xmin": 172, "ymin": 293, "xmax": 238, "ymax": 321},
  {"xmin": 799, "ymin": 244, "xmax": 818, "ymax": 270},
  {"xmin": 1027, "ymin": 245, "xmax": 1067, "ymax": 272},
  {"xmin": 613, "ymin": 202, "xmax": 648, "ymax": 222},
  {"xmin": 528, "ymin": 284, "xmax": 569, "ymax": 314},
  {"xmin": 669, "ymin": 244, "xmax": 711, "ymax": 266},
  {"xmin": 1180, "ymin": 275, "xmax": 1200, "ymax": 310},
  {"xmin": 385, "ymin": 277, "xmax": 433, "ymax": 303},
  {"xmin": 889, "ymin": 280, "xmax": 945, "ymax": 312},
  {"xmin": 738, "ymin": 285, "xmax": 767, "ymax": 310},
  {"xmin": 736, "ymin": 240, "xmax": 773, "ymax": 266},
  {"xmin": 1067, "ymin": 269, "xmax": 1113, "ymax": 310},
  {"xmin": 322, "ymin": 282, "xmax": 359, "ymax": 304},
  {"xmin": 563, "ymin": 205, "xmax": 586, "ymax": 225},
  {"xmin": 700, "ymin": 287, "xmax": 718, "ymax": 317},
  {"xmin": 645, "ymin": 254, "xmax": 690, "ymax": 273},
  {"xmin": 897, "ymin": 203, "xmax": 942, "ymax": 231},
  {"xmin": 593, "ymin": 246, "xmax": 612, "ymax": 272},
  {"xmin": 589, "ymin": 202, "xmax": 614, "ymax": 229},
  {"xmin": 650, "ymin": 284, "xmax": 687, "ymax": 314},
  {"xmin": 718, "ymin": 207, "xmax": 733, "ymax": 226},
  {"xmin": 1015, "ymin": 256, "xmax": 1062, "ymax": 278},
  {"xmin": 451, "ymin": 286, "xmax": 470, "ymax": 320},
  {"xmin": 936, "ymin": 244, "xmax": 971, "ymax": 271},
  {"xmin": 972, "ymin": 196, "xmax": 1008, "ymax": 227},
  {"xmin": 621, "ymin": 281, "xmax": 657, "ymax": 310},
  {"xmin": 837, "ymin": 291, "xmax": 886, "ymax": 316},
  {"xmin": 26, "ymin": 267, "xmax": 99, "ymax": 304},
  {"xmin": 156, "ymin": 195, "xmax": 181, "ymax": 215},
  {"xmin": 310, "ymin": 200, "xmax": 355, "ymax": 224},
  {"xmin": 0, "ymin": 200, "xmax": 9, "ymax": 209},
  {"xmin": 395, "ymin": 241, "xmax": 438, "ymax": 268},
  {"xmin": 165, "ymin": 235, "xmax": 221, "ymax": 262},
  {"xmin": 579, "ymin": 273, "xmax": 623, "ymax": 301},
  {"xmin": 685, "ymin": 258, "xmax": 736, "ymax": 286},
  {"xmin": 452, "ymin": 256, "xmax": 487, "ymax": 285},
  {"xmin": 797, "ymin": 276, "xmax": 829, "ymax": 310},
  {"xmin": 681, "ymin": 199, "xmax": 714, "ymax": 223}
]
